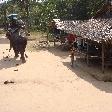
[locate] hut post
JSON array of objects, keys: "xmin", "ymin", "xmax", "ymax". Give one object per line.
[
  {"xmin": 87, "ymin": 39, "xmax": 89, "ymax": 66},
  {"xmin": 102, "ymin": 40, "xmax": 105, "ymax": 73},
  {"xmin": 46, "ymin": 28, "xmax": 49, "ymax": 44},
  {"xmin": 54, "ymin": 38, "xmax": 56, "ymax": 46}
]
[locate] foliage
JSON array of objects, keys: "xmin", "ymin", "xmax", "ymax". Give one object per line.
[
  {"xmin": 0, "ymin": 0, "xmax": 106, "ymax": 31},
  {"xmin": 0, "ymin": 29, "xmax": 4, "ymax": 34}
]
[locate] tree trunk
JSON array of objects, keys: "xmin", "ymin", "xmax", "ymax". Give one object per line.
[{"xmin": 25, "ymin": 0, "xmax": 30, "ymax": 33}]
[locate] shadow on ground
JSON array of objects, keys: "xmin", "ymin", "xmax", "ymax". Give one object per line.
[
  {"xmin": 47, "ymin": 45, "xmax": 70, "ymax": 59},
  {"xmin": 28, "ymin": 41, "xmax": 112, "ymax": 93},
  {"xmin": 63, "ymin": 61, "xmax": 112, "ymax": 93},
  {"xmin": 0, "ymin": 57, "xmax": 22, "ymax": 70},
  {"xmin": 28, "ymin": 40, "xmax": 70, "ymax": 59}
]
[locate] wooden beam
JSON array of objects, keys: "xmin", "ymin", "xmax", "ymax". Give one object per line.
[
  {"xmin": 54, "ymin": 38, "xmax": 56, "ymax": 46},
  {"xmin": 102, "ymin": 40, "xmax": 105, "ymax": 73}
]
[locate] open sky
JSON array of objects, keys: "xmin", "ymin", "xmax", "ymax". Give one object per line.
[
  {"xmin": 0, "ymin": 0, "xmax": 43, "ymax": 4},
  {"xmin": 0, "ymin": 0, "xmax": 8, "ymax": 4}
]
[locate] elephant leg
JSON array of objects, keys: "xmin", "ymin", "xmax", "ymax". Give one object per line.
[
  {"xmin": 9, "ymin": 41, "xmax": 13, "ymax": 52},
  {"xmin": 12, "ymin": 44, "xmax": 19, "ymax": 58},
  {"xmin": 20, "ymin": 48, "xmax": 26, "ymax": 63},
  {"xmin": 14, "ymin": 50, "xmax": 19, "ymax": 58}
]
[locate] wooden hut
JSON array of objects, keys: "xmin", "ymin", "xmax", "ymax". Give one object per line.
[
  {"xmin": 55, "ymin": 0, "xmax": 112, "ymax": 73},
  {"xmin": 89, "ymin": 0, "xmax": 112, "ymax": 73}
]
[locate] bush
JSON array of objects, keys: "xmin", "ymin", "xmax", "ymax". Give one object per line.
[{"xmin": 0, "ymin": 29, "xmax": 5, "ymax": 34}]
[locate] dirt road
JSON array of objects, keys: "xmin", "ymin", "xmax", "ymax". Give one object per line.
[{"xmin": 0, "ymin": 35, "xmax": 112, "ymax": 112}]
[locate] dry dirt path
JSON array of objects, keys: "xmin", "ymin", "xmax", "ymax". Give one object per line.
[{"xmin": 0, "ymin": 35, "xmax": 112, "ymax": 112}]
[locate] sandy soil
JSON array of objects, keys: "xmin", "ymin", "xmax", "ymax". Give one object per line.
[{"xmin": 0, "ymin": 35, "xmax": 112, "ymax": 112}]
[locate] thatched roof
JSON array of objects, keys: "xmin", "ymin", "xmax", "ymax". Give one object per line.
[
  {"xmin": 55, "ymin": 19, "xmax": 112, "ymax": 43},
  {"xmin": 53, "ymin": 1, "xmax": 112, "ymax": 43}
]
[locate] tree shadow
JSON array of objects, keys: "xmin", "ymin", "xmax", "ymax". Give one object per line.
[
  {"xmin": 63, "ymin": 61, "xmax": 112, "ymax": 93},
  {"xmin": 28, "ymin": 40, "xmax": 70, "ymax": 59},
  {"xmin": 47, "ymin": 45, "xmax": 70, "ymax": 59},
  {"xmin": 0, "ymin": 37, "xmax": 9, "ymax": 44},
  {"xmin": 0, "ymin": 57, "xmax": 22, "ymax": 70},
  {"xmin": 30, "ymin": 41, "xmax": 70, "ymax": 59}
]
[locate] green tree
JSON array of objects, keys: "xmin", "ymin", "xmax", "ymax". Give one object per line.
[{"xmin": 0, "ymin": 0, "xmax": 106, "ymax": 31}]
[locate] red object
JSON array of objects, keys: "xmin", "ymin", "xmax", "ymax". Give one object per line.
[{"xmin": 67, "ymin": 34, "xmax": 77, "ymax": 43}]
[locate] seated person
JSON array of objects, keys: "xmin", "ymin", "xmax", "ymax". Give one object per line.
[{"xmin": 66, "ymin": 33, "xmax": 76, "ymax": 44}]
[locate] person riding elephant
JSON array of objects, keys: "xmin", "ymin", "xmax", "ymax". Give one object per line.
[
  {"xmin": 6, "ymin": 14, "xmax": 27, "ymax": 63},
  {"xmin": 7, "ymin": 14, "xmax": 24, "ymax": 52},
  {"xmin": 8, "ymin": 14, "xmax": 25, "ymax": 37}
]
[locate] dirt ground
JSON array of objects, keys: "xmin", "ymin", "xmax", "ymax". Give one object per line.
[{"xmin": 0, "ymin": 34, "xmax": 112, "ymax": 112}]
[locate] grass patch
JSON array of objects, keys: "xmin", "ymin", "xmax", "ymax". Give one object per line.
[
  {"xmin": 27, "ymin": 31, "xmax": 55, "ymax": 52},
  {"xmin": 28, "ymin": 31, "xmax": 48, "ymax": 41}
]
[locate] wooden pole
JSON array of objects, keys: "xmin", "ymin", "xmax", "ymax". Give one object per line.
[
  {"xmin": 26, "ymin": 1, "xmax": 30, "ymax": 32},
  {"xmin": 102, "ymin": 40, "xmax": 105, "ymax": 73},
  {"xmin": 87, "ymin": 39, "xmax": 89, "ymax": 66},
  {"xmin": 54, "ymin": 38, "xmax": 56, "ymax": 46},
  {"xmin": 3, "ymin": 2, "xmax": 7, "ymax": 30}
]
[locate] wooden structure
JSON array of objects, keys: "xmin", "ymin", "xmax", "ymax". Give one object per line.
[{"xmin": 54, "ymin": 1, "xmax": 112, "ymax": 73}]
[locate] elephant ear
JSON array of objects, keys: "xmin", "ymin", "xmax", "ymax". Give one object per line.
[{"xmin": 6, "ymin": 32, "xmax": 11, "ymax": 40}]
